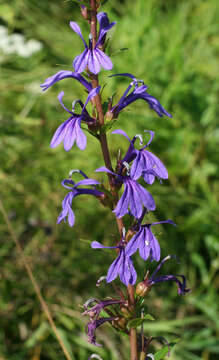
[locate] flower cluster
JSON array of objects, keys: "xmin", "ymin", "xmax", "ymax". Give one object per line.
[
  {"xmin": 42, "ymin": 3, "xmax": 190, "ymax": 352},
  {"xmin": 41, "ymin": 3, "xmax": 188, "ymax": 289}
]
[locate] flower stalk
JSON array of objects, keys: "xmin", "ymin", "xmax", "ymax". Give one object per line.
[
  {"xmin": 89, "ymin": 2, "xmax": 138, "ymax": 357},
  {"xmin": 41, "ymin": 0, "xmax": 190, "ymax": 358}
]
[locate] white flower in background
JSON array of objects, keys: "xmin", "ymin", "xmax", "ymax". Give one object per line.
[{"xmin": 0, "ymin": 25, "xmax": 43, "ymax": 58}]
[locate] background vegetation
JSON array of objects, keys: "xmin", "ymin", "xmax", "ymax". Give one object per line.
[{"xmin": 0, "ymin": 0, "xmax": 219, "ymax": 359}]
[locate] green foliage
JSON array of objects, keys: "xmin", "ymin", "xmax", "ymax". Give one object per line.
[
  {"xmin": 128, "ymin": 314, "xmax": 155, "ymax": 329},
  {"xmin": 154, "ymin": 339, "xmax": 179, "ymax": 360},
  {"xmin": 1, "ymin": 0, "xmax": 219, "ymax": 359}
]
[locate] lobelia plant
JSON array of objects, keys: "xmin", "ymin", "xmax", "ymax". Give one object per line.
[{"xmin": 41, "ymin": 1, "xmax": 190, "ymax": 359}]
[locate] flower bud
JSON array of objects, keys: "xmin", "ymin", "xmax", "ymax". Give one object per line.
[
  {"xmin": 120, "ymin": 304, "xmax": 134, "ymax": 318},
  {"xmin": 125, "ymin": 228, "xmax": 136, "ymax": 242},
  {"xmin": 105, "ymin": 110, "xmax": 114, "ymax": 121},
  {"xmin": 112, "ymin": 317, "xmax": 127, "ymax": 330},
  {"xmin": 135, "ymin": 281, "xmax": 151, "ymax": 297},
  {"xmin": 80, "ymin": 7, "xmax": 90, "ymax": 20}
]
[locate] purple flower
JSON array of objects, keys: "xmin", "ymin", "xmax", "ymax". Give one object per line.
[
  {"xmin": 110, "ymin": 73, "xmax": 172, "ymax": 118},
  {"xmin": 97, "ymin": 12, "xmax": 113, "ymax": 46},
  {"xmin": 70, "ymin": 13, "xmax": 116, "ymax": 74},
  {"xmin": 91, "ymin": 240, "xmax": 137, "ymax": 286},
  {"xmin": 86, "ymin": 317, "xmax": 114, "ymax": 347},
  {"xmin": 50, "ymin": 86, "xmax": 100, "ymax": 151},
  {"xmin": 112, "ymin": 129, "xmax": 168, "ymax": 184},
  {"xmin": 83, "ymin": 297, "xmax": 122, "ymax": 347},
  {"xmin": 95, "ymin": 166, "xmax": 155, "ymax": 219},
  {"xmin": 145, "ymin": 255, "xmax": 190, "ymax": 295},
  {"xmin": 77, "ymin": 0, "xmax": 85, "ymax": 10},
  {"xmin": 125, "ymin": 220, "xmax": 176, "ymax": 262},
  {"xmin": 40, "ymin": 70, "xmax": 92, "ymax": 92},
  {"xmin": 83, "ymin": 298, "xmax": 123, "ymax": 318},
  {"xmin": 57, "ymin": 171, "xmax": 103, "ymax": 227}
]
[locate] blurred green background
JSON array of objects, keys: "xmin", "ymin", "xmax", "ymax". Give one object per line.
[{"xmin": 0, "ymin": 0, "xmax": 219, "ymax": 359}]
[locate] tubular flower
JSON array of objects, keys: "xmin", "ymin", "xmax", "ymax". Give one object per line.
[
  {"xmin": 112, "ymin": 129, "xmax": 168, "ymax": 184},
  {"xmin": 40, "ymin": 70, "xmax": 92, "ymax": 92},
  {"xmin": 83, "ymin": 297, "xmax": 122, "ymax": 347},
  {"xmin": 50, "ymin": 86, "xmax": 100, "ymax": 151},
  {"xmin": 86, "ymin": 317, "xmax": 114, "ymax": 347},
  {"xmin": 70, "ymin": 12, "xmax": 116, "ymax": 74},
  {"xmin": 125, "ymin": 220, "xmax": 176, "ymax": 262},
  {"xmin": 57, "ymin": 171, "xmax": 103, "ymax": 227},
  {"xmin": 143, "ymin": 255, "xmax": 191, "ymax": 295},
  {"xmin": 97, "ymin": 12, "xmax": 114, "ymax": 46},
  {"xmin": 83, "ymin": 298, "xmax": 123, "ymax": 318},
  {"xmin": 95, "ymin": 166, "xmax": 155, "ymax": 219},
  {"xmin": 110, "ymin": 73, "xmax": 172, "ymax": 118},
  {"xmin": 91, "ymin": 240, "xmax": 137, "ymax": 286}
]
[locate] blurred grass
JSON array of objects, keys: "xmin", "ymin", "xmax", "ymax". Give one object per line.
[{"xmin": 0, "ymin": 0, "xmax": 219, "ymax": 359}]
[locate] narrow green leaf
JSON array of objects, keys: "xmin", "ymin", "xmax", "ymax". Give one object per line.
[
  {"xmin": 154, "ymin": 346, "xmax": 169, "ymax": 360},
  {"xmin": 128, "ymin": 314, "xmax": 155, "ymax": 328},
  {"xmin": 25, "ymin": 322, "xmax": 49, "ymax": 348},
  {"xmin": 100, "ymin": 119, "xmax": 117, "ymax": 134},
  {"xmin": 53, "ymin": 327, "xmax": 74, "ymax": 360},
  {"xmin": 154, "ymin": 339, "xmax": 179, "ymax": 360}
]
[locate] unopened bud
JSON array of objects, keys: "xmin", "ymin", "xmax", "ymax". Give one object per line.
[
  {"xmin": 120, "ymin": 306, "xmax": 129, "ymax": 317},
  {"xmin": 105, "ymin": 110, "xmax": 114, "ymax": 121},
  {"xmin": 80, "ymin": 7, "xmax": 89, "ymax": 20},
  {"xmin": 112, "ymin": 317, "xmax": 127, "ymax": 330},
  {"xmin": 125, "ymin": 229, "xmax": 136, "ymax": 242},
  {"xmin": 98, "ymin": 192, "xmax": 111, "ymax": 208},
  {"xmin": 135, "ymin": 281, "xmax": 151, "ymax": 297},
  {"xmin": 120, "ymin": 304, "xmax": 134, "ymax": 318}
]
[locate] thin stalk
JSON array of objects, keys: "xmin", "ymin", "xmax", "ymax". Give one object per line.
[
  {"xmin": 140, "ymin": 309, "xmax": 146, "ymax": 360},
  {"xmin": 89, "ymin": 2, "xmax": 138, "ymax": 358},
  {"xmin": 128, "ymin": 284, "xmax": 138, "ymax": 360},
  {"xmin": 0, "ymin": 199, "xmax": 72, "ymax": 360},
  {"xmin": 140, "ymin": 352, "xmax": 146, "ymax": 360}
]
